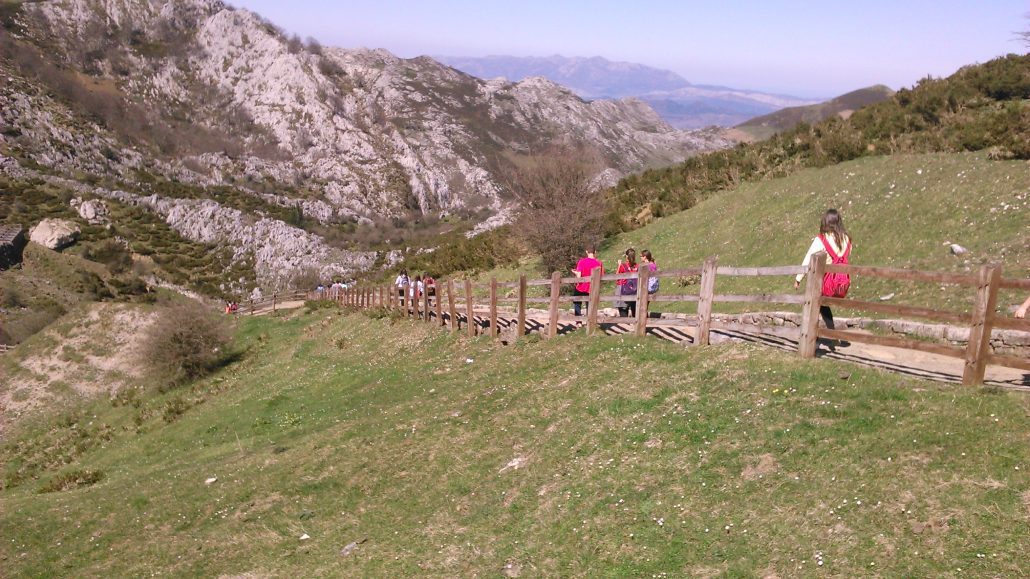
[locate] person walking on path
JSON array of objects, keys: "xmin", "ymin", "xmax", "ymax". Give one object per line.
[
  {"xmin": 794, "ymin": 209, "xmax": 853, "ymax": 350},
  {"xmin": 571, "ymin": 245, "xmax": 604, "ymax": 316},
  {"xmin": 616, "ymin": 248, "xmax": 639, "ymax": 318}
]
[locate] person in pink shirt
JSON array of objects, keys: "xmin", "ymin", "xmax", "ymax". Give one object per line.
[{"xmin": 571, "ymin": 245, "xmax": 603, "ymax": 316}]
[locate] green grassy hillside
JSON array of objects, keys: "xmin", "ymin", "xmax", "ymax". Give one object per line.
[
  {"xmin": 476, "ymin": 152, "xmax": 1028, "ymax": 316},
  {"xmin": 609, "ymin": 54, "xmax": 1030, "ymax": 232},
  {"xmin": 600, "ymin": 152, "xmax": 1029, "ymax": 314},
  {"xmin": 2, "ymin": 309, "xmax": 1029, "ymax": 576},
  {"xmin": 736, "ymin": 85, "xmax": 895, "ymax": 141}
]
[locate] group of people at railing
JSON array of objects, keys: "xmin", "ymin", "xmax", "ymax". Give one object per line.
[
  {"xmin": 571, "ymin": 245, "xmax": 659, "ymax": 318},
  {"xmin": 393, "ymin": 270, "xmax": 437, "ymax": 303}
]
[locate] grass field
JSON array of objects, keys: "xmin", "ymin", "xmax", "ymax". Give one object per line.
[
  {"xmin": 2, "ymin": 308, "xmax": 1028, "ymax": 576},
  {"xmin": 475, "ymin": 152, "xmax": 1029, "ymax": 317}
]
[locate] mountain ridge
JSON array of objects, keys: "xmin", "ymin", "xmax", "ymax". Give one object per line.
[
  {"xmin": 0, "ymin": 0, "xmax": 731, "ymax": 292},
  {"xmin": 436, "ymin": 53, "xmax": 821, "ymax": 128}
]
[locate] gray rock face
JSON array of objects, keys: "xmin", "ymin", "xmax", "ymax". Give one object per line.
[
  {"xmin": 0, "ymin": 0, "xmax": 734, "ymax": 293},
  {"xmin": 29, "ymin": 218, "xmax": 81, "ymax": 250},
  {"xmin": 9, "ymin": 0, "xmax": 730, "ymax": 223}
]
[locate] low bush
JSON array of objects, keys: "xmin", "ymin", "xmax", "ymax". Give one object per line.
[
  {"xmin": 38, "ymin": 469, "xmax": 104, "ymax": 493},
  {"xmin": 141, "ymin": 301, "xmax": 234, "ymax": 390}
]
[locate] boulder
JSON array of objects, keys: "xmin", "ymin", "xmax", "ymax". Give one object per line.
[
  {"xmin": 72, "ymin": 198, "xmax": 109, "ymax": 225},
  {"xmin": 29, "ymin": 218, "xmax": 80, "ymax": 250}
]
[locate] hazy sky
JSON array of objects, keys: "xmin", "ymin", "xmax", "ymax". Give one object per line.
[{"xmin": 229, "ymin": 1, "xmax": 1028, "ymax": 98}]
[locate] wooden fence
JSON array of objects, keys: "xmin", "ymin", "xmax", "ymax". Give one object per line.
[
  {"xmin": 304, "ymin": 254, "xmax": 1030, "ymax": 386},
  {"xmin": 238, "ymin": 289, "xmax": 310, "ymax": 316}
]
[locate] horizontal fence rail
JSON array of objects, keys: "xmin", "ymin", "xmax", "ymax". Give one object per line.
[{"xmin": 315, "ymin": 255, "xmax": 1027, "ymax": 386}]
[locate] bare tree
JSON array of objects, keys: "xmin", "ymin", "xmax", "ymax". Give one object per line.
[
  {"xmin": 503, "ymin": 144, "xmax": 609, "ymax": 274},
  {"xmin": 1020, "ymin": 13, "xmax": 1030, "ymax": 48}
]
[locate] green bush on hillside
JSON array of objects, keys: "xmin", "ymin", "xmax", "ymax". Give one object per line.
[{"xmin": 141, "ymin": 301, "xmax": 235, "ymax": 391}]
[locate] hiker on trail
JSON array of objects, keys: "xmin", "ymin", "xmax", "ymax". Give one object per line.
[
  {"xmin": 409, "ymin": 275, "xmax": 424, "ymax": 299},
  {"xmin": 794, "ymin": 208, "xmax": 853, "ymax": 349},
  {"xmin": 571, "ymin": 245, "xmax": 603, "ymax": 316},
  {"xmin": 423, "ymin": 273, "xmax": 436, "ymax": 298},
  {"xmin": 616, "ymin": 248, "xmax": 639, "ymax": 318},
  {"xmin": 395, "ymin": 269, "xmax": 409, "ymax": 304},
  {"xmin": 1015, "ymin": 295, "xmax": 1030, "ymax": 319},
  {"xmin": 640, "ymin": 249, "xmax": 659, "ymax": 317}
]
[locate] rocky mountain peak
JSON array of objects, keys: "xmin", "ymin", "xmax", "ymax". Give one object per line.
[{"xmin": 1, "ymin": 0, "xmax": 733, "ymax": 293}]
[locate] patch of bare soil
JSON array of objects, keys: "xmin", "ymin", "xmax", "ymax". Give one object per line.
[
  {"xmin": 742, "ymin": 453, "xmax": 779, "ymax": 481},
  {"xmin": 0, "ymin": 303, "xmax": 157, "ymax": 431}
]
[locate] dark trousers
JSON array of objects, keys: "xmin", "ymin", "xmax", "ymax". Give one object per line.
[
  {"xmin": 573, "ymin": 289, "xmax": 589, "ymax": 316},
  {"xmin": 618, "ymin": 300, "xmax": 636, "ymax": 318},
  {"xmin": 820, "ymin": 305, "xmax": 835, "ymax": 330}
]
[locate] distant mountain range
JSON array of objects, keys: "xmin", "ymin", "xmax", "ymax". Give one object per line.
[
  {"xmin": 437, "ymin": 54, "xmax": 821, "ymax": 129},
  {"xmin": 733, "ymin": 85, "xmax": 896, "ymax": 141}
]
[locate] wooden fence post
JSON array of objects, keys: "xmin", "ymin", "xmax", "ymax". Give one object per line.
[
  {"xmin": 516, "ymin": 274, "xmax": 527, "ymax": 340},
  {"xmin": 447, "ymin": 279, "xmax": 458, "ymax": 333},
  {"xmin": 489, "ymin": 278, "xmax": 499, "ymax": 339},
  {"xmin": 798, "ymin": 253, "xmax": 826, "ymax": 358},
  {"xmin": 635, "ymin": 264, "xmax": 651, "ymax": 337},
  {"xmin": 272, "ymin": 292, "xmax": 277, "ymax": 313},
  {"xmin": 465, "ymin": 280, "xmax": 475, "ymax": 337},
  {"xmin": 249, "ymin": 298, "xmax": 254, "ymax": 316},
  {"xmin": 547, "ymin": 271, "xmax": 561, "ymax": 338},
  {"xmin": 963, "ymin": 264, "xmax": 1002, "ymax": 385},
  {"xmin": 414, "ymin": 284, "xmax": 421, "ymax": 320},
  {"xmin": 586, "ymin": 267, "xmax": 602, "ymax": 336},
  {"xmin": 695, "ymin": 257, "xmax": 719, "ymax": 346},
  {"xmin": 402, "ymin": 283, "xmax": 410, "ymax": 318},
  {"xmin": 422, "ymin": 285, "xmax": 430, "ymax": 323},
  {"xmin": 435, "ymin": 284, "xmax": 444, "ymax": 327}
]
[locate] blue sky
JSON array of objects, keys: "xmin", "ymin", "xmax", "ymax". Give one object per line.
[{"xmin": 230, "ymin": 1, "xmax": 1028, "ymax": 98}]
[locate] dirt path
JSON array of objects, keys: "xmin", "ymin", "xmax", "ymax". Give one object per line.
[
  {"xmin": 447, "ymin": 308, "xmax": 1029, "ymax": 390},
  {"xmin": 239, "ymin": 300, "xmax": 1027, "ymax": 389},
  {"xmin": 246, "ymin": 300, "xmax": 306, "ymax": 316}
]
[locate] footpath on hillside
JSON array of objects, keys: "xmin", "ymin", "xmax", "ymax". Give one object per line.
[{"xmin": 257, "ymin": 300, "xmax": 1029, "ymax": 390}]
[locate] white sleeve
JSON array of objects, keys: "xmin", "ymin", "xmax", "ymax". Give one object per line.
[{"xmin": 796, "ymin": 238, "xmax": 823, "ymax": 283}]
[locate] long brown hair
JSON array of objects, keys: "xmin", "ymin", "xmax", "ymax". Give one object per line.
[
  {"xmin": 624, "ymin": 248, "xmax": 637, "ymax": 267},
  {"xmin": 820, "ymin": 209, "xmax": 849, "ymax": 248}
]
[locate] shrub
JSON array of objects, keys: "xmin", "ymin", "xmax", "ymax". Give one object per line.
[
  {"xmin": 84, "ymin": 239, "xmax": 132, "ymax": 274},
  {"xmin": 38, "ymin": 469, "xmax": 104, "ymax": 493},
  {"xmin": 503, "ymin": 145, "xmax": 608, "ymax": 274},
  {"xmin": 141, "ymin": 301, "xmax": 234, "ymax": 390},
  {"xmin": 0, "ymin": 282, "xmax": 25, "ymax": 309}
]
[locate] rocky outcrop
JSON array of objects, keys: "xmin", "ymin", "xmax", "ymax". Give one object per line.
[
  {"xmin": 7, "ymin": 0, "xmax": 731, "ymax": 226},
  {"xmin": 29, "ymin": 218, "xmax": 81, "ymax": 250},
  {"xmin": 0, "ymin": 0, "xmax": 734, "ymax": 294},
  {"xmin": 71, "ymin": 197, "xmax": 109, "ymax": 225}
]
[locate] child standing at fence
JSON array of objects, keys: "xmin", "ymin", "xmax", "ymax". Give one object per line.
[
  {"xmin": 640, "ymin": 249, "xmax": 659, "ymax": 317},
  {"xmin": 395, "ymin": 269, "xmax": 409, "ymax": 294},
  {"xmin": 794, "ymin": 209, "xmax": 853, "ymax": 349},
  {"xmin": 616, "ymin": 248, "xmax": 639, "ymax": 318},
  {"xmin": 571, "ymin": 245, "xmax": 603, "ymax": 316}
]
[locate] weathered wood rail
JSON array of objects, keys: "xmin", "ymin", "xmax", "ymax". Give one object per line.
[{"xmin": 309, "ymin": 255, "xmax": 1029, "ymax": 386}]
